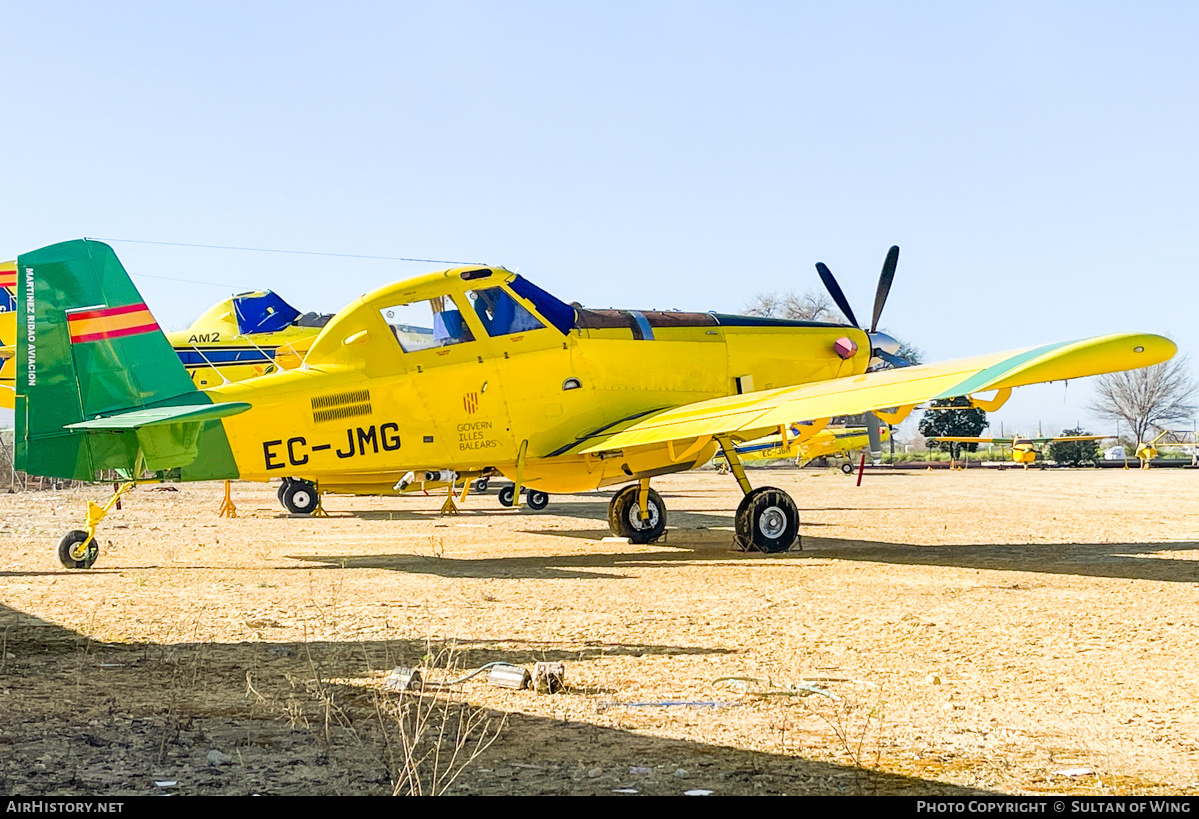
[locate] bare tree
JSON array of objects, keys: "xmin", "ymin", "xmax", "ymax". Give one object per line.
[
  {"xmin": 744, "ymin": 289, "xmax": 845, "ymax": 323},
  {"xmin": 1086, "ymin": 356, "xmax": 1197, "ymax": 444}
]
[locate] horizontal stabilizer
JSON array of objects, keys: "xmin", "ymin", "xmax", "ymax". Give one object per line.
[{"xmin": 66, "ymin": 401, "xmax": 252, "ymax": 431}]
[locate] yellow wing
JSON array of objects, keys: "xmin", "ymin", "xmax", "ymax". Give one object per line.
[{"xmin": 578, "ymin": 333, "xmax": 1174, "ymax": 454}]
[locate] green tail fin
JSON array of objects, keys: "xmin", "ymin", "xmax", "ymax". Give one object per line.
[{"xmin": 15, "ymin": 239, "xmax": 239, "ymax": 481}]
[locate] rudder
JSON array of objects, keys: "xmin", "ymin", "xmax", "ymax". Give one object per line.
[{"xmin": 15, "ymin": 239, "xmax": 230, "ymax": 480}]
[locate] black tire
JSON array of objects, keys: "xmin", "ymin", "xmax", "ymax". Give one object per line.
[
  {"xmin": 281, "ymin": 480, "xmax": 320, "ymax": 515},
  {"xmin": 277, "ymin": 478, "xmax": 291, "ymax": 504},
  {"xmin": 734, "ymin": 486, "xmax": 800, "ymax": 553},
  {"xmin": 58, "ymin": 530, "xmax": 100, "ymax": 570},
  {"xmin": 841, "ymin": 462, "xmax": 855, "ymax": 475},
  {"xmin": 607, "ymin": 485, "xmax": 667, "ymax": 544},
  {"xmin": 474, "ymin": 477, "xmax": 490, "ymax": 493},
  {"xmin": 526, "ymin": 490, "xmax": 549, "ymax": 510},
  {"xmin": 497, "ymin": 484, "xmax": 515, "ymax": 507}
]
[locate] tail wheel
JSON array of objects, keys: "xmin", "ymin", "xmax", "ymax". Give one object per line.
[
  {"xmin": 608, "ymin": 485, "xmax": 667, "ymax": 544},
  {"xmin": 474, "ymin": 477, "xmax": 490, "ymax": 493},
  {"xmin": 58, "ymin": 530, "xmax": 100, "ymax": 570},
  {"xmin": 497, "ymin": 485, "xmax": 516, "ymax": 507},
  {"xmin": 734, "ymin": 486, "xmax": 800, "ymax": 553},
  {"xmin": 841, "ymin": 462, "xmax": 855, "ymax": 475},
  {"xmin": 281, "ymin": 480, "xmax": 320, "ymax": 515},
  {"xmin": 526, "ymin": 490, "xmax": 549, "ymax": 510}
]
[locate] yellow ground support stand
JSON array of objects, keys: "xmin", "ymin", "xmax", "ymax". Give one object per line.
[{"xmin": 217, "ymin": 480, "xmax": 237, "ymax": 518}]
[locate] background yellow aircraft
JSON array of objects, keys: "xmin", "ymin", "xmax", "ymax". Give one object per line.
[
  {"xmin": 1132, "ymin": 430, "xmax": 1199, "ymax": 467},
  {"xmin": 723, "ymin": 423, "xmax": 892, "ymax": 473},
  {"xmin": 927, "ymin": 433, "xmax": 1110, "ymax": 466},
  {"xmin": 0, "ymin": 263, "xmax": 338, "ymax": 406},
  {"xmin": 11, "ymin": 240, "xmax": 1175, "ymax": 568},
  {"xmin": 0, "ymin": 260, "xmax": 16, "ymax": 403},
  {"xmin": 163, "ymin": 291, "xmax": 333, "ymax": 388}
]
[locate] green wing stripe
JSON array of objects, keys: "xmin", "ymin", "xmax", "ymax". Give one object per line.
[{"xmin": 934, "ymin": 341, "xmax": 1067, "ymax": 400}]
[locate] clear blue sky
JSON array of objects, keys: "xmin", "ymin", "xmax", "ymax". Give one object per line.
[{"xmin": 4, "ymin": 1, "xmax": 1197, "ymax": 434}]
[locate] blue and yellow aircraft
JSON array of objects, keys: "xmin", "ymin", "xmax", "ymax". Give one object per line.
[
  {"xmin": 163, "ymin": 291, "xmax": 333, "ymax": 388},
  {"xmin": 1, "ymin": 261, "xmax": 337, "ymax": 405},
  {"xmin": 10, "ymin": 240, "xmax": 1176, "ymax": 568}
]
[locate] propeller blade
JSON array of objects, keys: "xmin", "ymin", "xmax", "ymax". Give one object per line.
[
  {"xmin": 815, "ymin": 262, "xmax": 859, "ymax": 328},
  {"xmin": 869, "ymin": 245, "xmax": 899, "ymax": 334}
]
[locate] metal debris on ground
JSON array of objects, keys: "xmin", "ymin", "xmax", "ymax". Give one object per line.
[
  {"xmin": 712, "ymin": 675, "xmax": 841, "ymax": 700},
  {"xmin": 486, "ymin": 663, "xmax": 532, "ymax": 690},
  {"xmin": 384, "ymin": 660, "xmax": 535, "ymax": 691},
  {"xmin": 596, "ymin": 700, "xmax": 740, "ymax": 713},
  {"xmin": 533, "ymin": 661, "xmax": 566, "ymax": 693},
  {"xmin": 384, "ymin": 665, "xmax": 423, "ymax": 691}
]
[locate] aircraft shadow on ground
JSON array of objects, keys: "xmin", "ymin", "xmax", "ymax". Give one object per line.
[
  {"xmin": 306, "ymin": 497, "xmax": 886, "ymax": 525},
  {"xmin": 800, "ymin": 535, "xmax": 1199, "ymax": 584},
  {"xmin": 292, "ymin": 531, "xmax": 1199, "ymax": 584},
  {"xmin": 288, "ymin": 544, "xmax": 789, "ymax": 580},
  {"xmin": 0, "ymin": 602, "xmax": 988, "ymax": 796}
]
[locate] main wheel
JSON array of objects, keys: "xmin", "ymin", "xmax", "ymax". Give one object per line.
[
  {"xmin": 281, "ymin": 479, "xmax": 320, "ymax": 515},
  {"xmin": 840, "ymin": 462, "xmax": 855, "ymax": 475},
  {"xmin": 474, "ymin": 477, "xmax": 490, "ymax": 493},
  {"xmin": 608, "ymin": 485, "xmax": 667, "ymax": 544},
  {"xmin": 526, "ymin": 490, "xmax": 549, "ymax": 510},
  {"xmin": 734, "ymin": 486, "xmax": 800, "ymax": 553},
  {"xmin": 277, "ymin": 478, "xmax": 292, "ymax": 504},
  {"xmin": 58, "ymin": 530, "xmax": 100, "ymax": 570},
  {"xmin": 497, "ymin": 484, "xmax": 516, "ymax": 507}
]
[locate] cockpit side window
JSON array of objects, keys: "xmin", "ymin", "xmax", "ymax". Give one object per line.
[
  {"xmin": 379, "ymin": 295, "xmax": 474, "ymax": 352},
  {"xmin": 467, "ymin": 287, "xmax": 545, "ymax": 337}
]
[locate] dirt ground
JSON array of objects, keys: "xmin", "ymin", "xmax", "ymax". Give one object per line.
[{"xmin": 1, "ymin": 466, "xmax": 1198, "ymax": 796}]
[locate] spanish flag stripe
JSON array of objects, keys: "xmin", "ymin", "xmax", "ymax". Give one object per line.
[
  {"xmin": 71, "ymin": 322, "xmax": 161, "ymax": 345},
  {"xmin": 0, "ymin": 276, "xmax": 15, "ymax": 288},
  {"xmin": 67, "ymin": 302, "xmax": 151, "ymax": 322},
  {"xmin": 67, "ymin": 304, "xmax": 159, "ymax": 344},
  {"xmin": 69, "ymin": 309, "xmax": 156, "ymax": 337}
]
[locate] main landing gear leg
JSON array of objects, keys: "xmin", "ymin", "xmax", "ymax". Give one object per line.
[
  {"xmin": 58, "ymin": 480, "xmax": 137, "ymax": 570},
  {"xmin": 608, "ymin": 478, "xmax": 667, "ymax": 544},
  {"xmin": 716, "ymin": 435, "xmax": 801, "ymax": 554}
]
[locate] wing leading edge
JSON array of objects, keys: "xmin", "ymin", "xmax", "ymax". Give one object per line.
[{"xmin": 577, "ymin": 333, "xmax": 1175, "ymax": 454}]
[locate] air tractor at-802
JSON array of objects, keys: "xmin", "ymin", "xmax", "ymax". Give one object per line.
[{"xmin": 12, "ymin": 240, "xmax": 1174, "ymax": 569}]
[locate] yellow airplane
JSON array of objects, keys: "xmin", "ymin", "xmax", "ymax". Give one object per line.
[
  {"xmin": 10, "ymin": 240, "xmax": 1176, "ymax": 569},
  {"xmin": 163, "ymin": 291, "xmax": 335, "ymax": 388},
  {"xmin": 1134, "ymin": 430, "xmax": 1199, "ymax": 467},
  {"xmin": 1, "ymin": 261, "xmax": 341, "ymax": 405},
  {"xmin": 723, "ymin": 424, "xmax": 892, "ymax": 473},
  {"xmin": 0, "ymin": 260, "xmax": 16, "ymax": 402},
  {"xmin": 927, "ymin": 433, "xmax": 1109, "ymax": 466}
]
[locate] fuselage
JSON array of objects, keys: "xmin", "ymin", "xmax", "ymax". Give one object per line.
[{"xmin": 207, "ymin": 266, "xmax": 872, "ymax": 494}]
